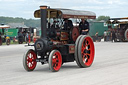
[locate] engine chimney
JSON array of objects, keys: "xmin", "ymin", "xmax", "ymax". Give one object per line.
[{"xmin": 40, "ymin": 6, "xmax": 47, "ymax": 38}]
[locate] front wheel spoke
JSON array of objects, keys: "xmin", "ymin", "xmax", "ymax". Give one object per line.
[
  {"xmin": 27, "ymin": 56, "xmax": 30, "ymax": 61},
  {"xmin": 30, "ymin": 63, "xmax": 32, "ymax": 67},
  {"xmin": 31, "ymin": 58, "xmax": 35, "ymax": 61},
  {"xmin": 32, "ymin": 59, "xmax": 35, "ymax": 61},
  {"xmin": 29, "ymin": 53, "xmax": 32, "ymax": 58},
  {"xmin": 31, "ymin": 61, "xmax": 34, "ymax": 65},
  {"xmin": 30, "ymin": 62, "xmax": 33, "ymax": 67},
  {"xmin": 28, "ymin": 62, "xmax": 31, "ymax": 67},
  {"xmin": 27, "ymin": 61, "xmax": 29, "ymax": 65},
  {"xmin": 32, "ymin": 57, "xmax": 34, "ymax": 60},
  {"xmin": 27, "ymin": 58, "xmax": 29, "ymax": 61}
]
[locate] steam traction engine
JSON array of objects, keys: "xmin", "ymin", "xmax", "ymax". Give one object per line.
[
  {"xmin": 108, "ymin": 17, "xmax": 128, "ymax": 41},
  {"xmin": 23, "ymin": 6, "xmax": 96, "ymax": 72}
]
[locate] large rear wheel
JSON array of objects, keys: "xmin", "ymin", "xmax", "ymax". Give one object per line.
[
  {"xmin": 23, "ymin": 49, "xmax": 37, "ymax": 71},
  {"xmin": 75, "ymin": 35, "xmax": 95, "ymax": 67},
  {"xmin": 49, "ymin": 50, "xmax": 62, "ymax": 72}
]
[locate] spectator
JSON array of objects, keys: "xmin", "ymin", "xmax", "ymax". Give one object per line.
[
  {"xmin": 111, "ymin": 29, "xmax": 116, "ymax": 42},
  {"xmin": 18, "ymin": 31, "xmax": 23, "ymax": 44},
  {"xmin": 104, "ymin": 30, "xmax": 107, "ymax": 41},
  {"xmin": 95, "ymin": 32, "xmax": 98, "ymax": 42}
]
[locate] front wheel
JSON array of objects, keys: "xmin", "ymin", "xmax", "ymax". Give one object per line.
[
  {"xmin": 23, "ymin": 49, "xmax": 37, "ymax": 71},
  {"xmin": 49, "ymin": 50, "xmax": 62, "ymax": 72}
]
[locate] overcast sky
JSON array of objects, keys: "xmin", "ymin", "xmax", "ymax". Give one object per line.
[{"xmin": 0, "ymin": 0, "xmax": 128, "ymax": 19}]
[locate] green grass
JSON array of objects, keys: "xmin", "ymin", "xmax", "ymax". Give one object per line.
[{"xmin": 2, "ymin": 40, "xmax": 29, "ymax": 45}]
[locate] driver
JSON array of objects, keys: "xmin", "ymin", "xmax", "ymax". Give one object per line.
[{"xmin": 79, "ymin": 18, "xmax": 89, "ymax": 35}]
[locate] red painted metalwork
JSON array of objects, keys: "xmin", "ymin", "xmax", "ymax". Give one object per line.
[
  {"xmin": 62, "ymin": 15, "xmax": 96, "ymax": 19},
  {"xmin": 33, "ymin": 37, "xmax": 36, "ymax": 43},
  {"xmin": 71, "ymin": 27, "xmax": 79, "ymax": 42},
  {"xmin": 81, "ymin": 36, "xmax": 94, "ymax": 66},
  {"xmin": 60, "ymin": 32, "xmax": 69, "ymax": 40},
  {"xmin": 69, "ymin": 45, "xmax": 75, "ymax": 53},
  {"xmin": 28, "ymin": 34, "xmax": 31, "ymax": 43}
]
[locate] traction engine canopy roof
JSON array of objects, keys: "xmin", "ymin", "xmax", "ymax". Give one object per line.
[
  {"xmin": 107, "ymin": 17, "xmax": 128, "ymax": 24},
  {"xmin": 34, "ymin": 8, "xmax": 96, "ymax": 19}
]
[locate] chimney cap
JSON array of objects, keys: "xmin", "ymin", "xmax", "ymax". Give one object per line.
[{"xmin": 40, "ymin": 6, "xmax": 47, "ymax": 9}]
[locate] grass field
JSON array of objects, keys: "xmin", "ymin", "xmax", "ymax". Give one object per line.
[{"xmin": 1, "ymin": 40, "xmax": 28, "ymax": 45}]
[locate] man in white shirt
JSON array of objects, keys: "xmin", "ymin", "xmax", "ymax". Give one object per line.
[{"xmin": 104, "ymin": 30, "xmax": 107, "ymax": 41}]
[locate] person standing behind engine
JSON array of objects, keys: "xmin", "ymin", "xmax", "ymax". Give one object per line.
[
  {"xmin": 79, "ymin": 19, "xmax": 89, "ymax": 35},
  {"xmin": 111, "ymin": 29, "xmax": 116, "ymax": 42},
  {"xmin": 104, "ymin": 30, "xmax": 107, "ymax": 41},
  {"xmin": 95, "ymin": 32, "xmax": 98, "ymax": 42},
  {"xmin": 63, "ymin": 18, "xmax": 73, "ymax": 30}
]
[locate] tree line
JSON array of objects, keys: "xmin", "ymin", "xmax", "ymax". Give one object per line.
[
  {"xmin": 0, "ymin": 16, "xmax": 110, "ymax": 27},
  {"xmin": 0, "ymin": 16, "xmax": 40, "ymax": 27},
  {"xmin": 96, "ymin": 16, "xmax": 110, "ymax": 21}
]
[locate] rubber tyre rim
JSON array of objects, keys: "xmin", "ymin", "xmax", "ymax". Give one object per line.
[{"xmin": 75, "ymin": 35, "xmax": 83, "ymax": 68}]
